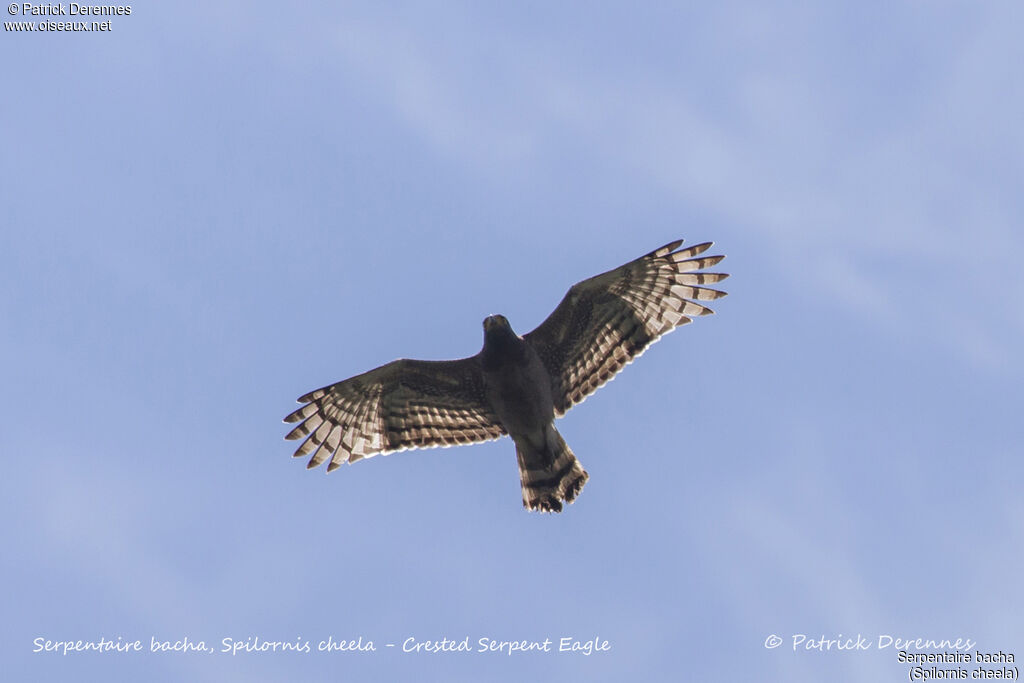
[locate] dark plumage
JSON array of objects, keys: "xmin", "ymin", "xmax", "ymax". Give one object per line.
[{"xmin": 284, "ymin": 239, "xmax": 728, "ymax": 512}]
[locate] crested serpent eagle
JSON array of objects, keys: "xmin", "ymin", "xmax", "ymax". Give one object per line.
[{"xmin": 284, "ymin": 239, "xmax": 728, "ymax": 512}]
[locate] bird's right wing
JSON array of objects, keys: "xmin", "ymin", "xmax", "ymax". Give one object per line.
[
  {"xmin": 524, "ymin": 239, "xmax": 728, "ymax": 416},
  {"xmin": 284, "ymin": 357, "xmax": 506, "ymax": 471}
]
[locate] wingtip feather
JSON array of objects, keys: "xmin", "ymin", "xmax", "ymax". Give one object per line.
[{"xmin": 650, "ymin": 239, "xmax": 684, "ymax": 258}]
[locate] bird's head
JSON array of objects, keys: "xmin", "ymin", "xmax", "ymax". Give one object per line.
[
  {"xmin": 481, "ymin": 314, "xmax": 521, "ymax": 362},
  {"xmin": 483, "ymin": 314, "xmax": 511, "ymax": 333}
]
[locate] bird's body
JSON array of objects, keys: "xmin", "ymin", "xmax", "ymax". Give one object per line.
[
  {"xmin": 481, "ymin": 316, "xmax": 552, "ymax": 435},
  {"xmin": 480, "ymin": 315, "xmax": 586, "ymax": 511},
  {"xmin": 284, "ymin": 239, "xmax": 728, "ymax": 512}
]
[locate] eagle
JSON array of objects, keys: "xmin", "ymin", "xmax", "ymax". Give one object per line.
[{"xmin": 284, "ymin": 239, "xmax": 728, "ymax": 512}]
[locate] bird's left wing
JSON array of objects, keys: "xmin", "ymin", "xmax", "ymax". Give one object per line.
[
  {"xmin": 284, "ymin": 357, "xmax": 506, "ymax": 472},
  {"xmin": 524, "ymin": 239, "xmax": 728, "ymax": 416}
]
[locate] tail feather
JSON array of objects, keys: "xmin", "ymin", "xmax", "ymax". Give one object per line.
[{"xmin": 517, "ymin": 429, "xmax": 588, "ymax": 513}]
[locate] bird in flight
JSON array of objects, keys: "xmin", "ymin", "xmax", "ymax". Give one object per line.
[{"xmin": 284, "ymin": 239, "xmax": 728, "ymax": 512}]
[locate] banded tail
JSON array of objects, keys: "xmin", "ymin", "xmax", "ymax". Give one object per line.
[{"xmin": 517, "ymin": 426, "xmax": 589, "ymax": 513}]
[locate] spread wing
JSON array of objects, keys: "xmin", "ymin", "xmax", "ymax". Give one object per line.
[
  {"xmin": 283, "ymin": 357, "xmax": 506, "ymax": 472},
  {"xmin": 524, "ymin": 239, "xmax": 728, "ymax": 416}
]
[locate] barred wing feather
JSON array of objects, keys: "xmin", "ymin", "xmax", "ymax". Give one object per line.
[
  {"xmin": 284, "ymin": 357, "xmax": 506, "ymax": 472},
  {"xmin": 523, "ymin": 240, "xmax": 728, "ymax": 415}
]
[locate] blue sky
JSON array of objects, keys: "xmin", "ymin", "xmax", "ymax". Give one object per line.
[{"xmin": 3, "ymin": 2, "xmax": 1022, "ymax": 681}]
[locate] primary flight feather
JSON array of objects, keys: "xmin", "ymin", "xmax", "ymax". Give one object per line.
[{"xmin": 284, "ymin": 239, "xmax": 728, "ymax": 512}]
